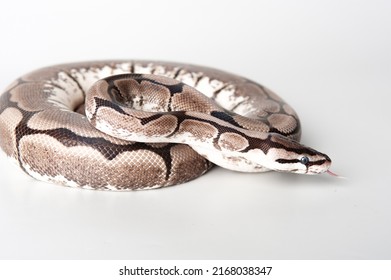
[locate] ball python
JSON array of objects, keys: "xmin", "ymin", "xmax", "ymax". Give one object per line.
[{"xmin": 0, "ymin": 60, "xmax": 332, "ymax": 190}]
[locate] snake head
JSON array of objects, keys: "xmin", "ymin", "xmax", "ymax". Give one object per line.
[{"xmin": 264, "ymin": 134, "xmax": 332, "ymax": 175}]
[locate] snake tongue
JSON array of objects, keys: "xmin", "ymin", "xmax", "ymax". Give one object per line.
[
  {"xmin": 326, "ymin": 170, "xmax": 345, "ymax": 179},
  {"xmin": 326, "ymin": 170, "xmax": 338, "ymax": 176}
]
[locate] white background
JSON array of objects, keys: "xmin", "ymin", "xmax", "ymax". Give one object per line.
[{"xmin": 0, "ymin": 0, "xmax": 390, "ymax": 259}]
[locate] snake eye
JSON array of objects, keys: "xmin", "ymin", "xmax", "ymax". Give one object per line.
[{"xmin": 300, "ymin": 156, "xmax": 309, "ymax": 165}]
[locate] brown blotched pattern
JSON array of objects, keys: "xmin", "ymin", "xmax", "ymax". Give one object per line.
[{"xmin": 0, "ymin": 60, "xmax": 304, "ymax": 190}]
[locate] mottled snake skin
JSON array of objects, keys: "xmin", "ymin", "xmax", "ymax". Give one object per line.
[{"xmin": 0, "ymin": 61, "xmax": 331, "ymax": 190}]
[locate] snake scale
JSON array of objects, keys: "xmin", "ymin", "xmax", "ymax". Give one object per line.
[{"xmin": 0, "ymin": 61, "xmax": 332, "ymax": 190}]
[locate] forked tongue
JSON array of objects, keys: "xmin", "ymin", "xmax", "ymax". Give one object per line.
[{"xmin": 326, "ymin": 170, "xmax": 345, "ymax": 179}]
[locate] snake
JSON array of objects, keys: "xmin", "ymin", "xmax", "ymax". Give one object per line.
[{"xmin": 0, "ymin": 60, "xmax": 332, "ymax": 190}]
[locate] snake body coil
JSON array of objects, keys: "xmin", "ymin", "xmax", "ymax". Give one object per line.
[{"xmin": 0, "ymin": 61, "xmax": 331, "ymax": 190}]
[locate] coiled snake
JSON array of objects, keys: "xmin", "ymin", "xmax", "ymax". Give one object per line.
[{"xmin": 0, "ymin": 61, "xmax": 332, "ymax": 190}]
